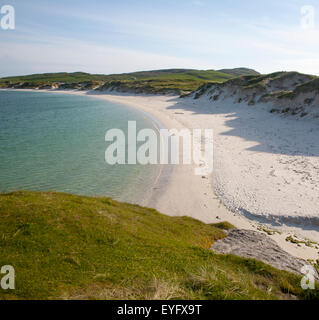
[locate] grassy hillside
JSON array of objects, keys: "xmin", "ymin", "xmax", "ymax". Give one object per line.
[
  {"xmin": 0, "ymin": 191, "xmax": 317, "ymax": 300},
  {"xmin": 0, "ymin": 72, "xmax": 109, "ymax": 84},
  {"xmin": 0, "ymin": 69, "xmax": 235, "ymax": 83},
  {"xmin": 217, "ymin": 68, "xmax": 260, "ymax": 77},
  {"xmin": 0, "ymin": 68, "xmax": 258, "ymax": 94}
]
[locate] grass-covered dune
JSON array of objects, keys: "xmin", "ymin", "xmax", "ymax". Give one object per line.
[
  {"xmin": 0, "ymin": 191, "xmax": 317, "ymax": 300},
  {"xmin": 189, "ymin": 71, "xmax": 319, "ymax": 116}
]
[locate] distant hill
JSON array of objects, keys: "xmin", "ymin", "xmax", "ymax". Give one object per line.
[
  {"xmin": 0, "ymin": 68, "xmax": 259, "ymax": 94},
  {"xmin": 217, "ymin": 68, "xmax": 260, "ymax": 77}
]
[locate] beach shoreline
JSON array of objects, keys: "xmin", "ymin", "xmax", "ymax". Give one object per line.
[{"xmin": 2, "ymin": 88, "xmax": 319, "ymax": 261}]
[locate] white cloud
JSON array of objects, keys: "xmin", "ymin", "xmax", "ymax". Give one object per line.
[
  {"xmin": 192, "ymin": 0, "xmax": 204, "ymax": 6},
  {"xmin": 0, "ymin": 36, "xmax": 212, "ymax": 76}
]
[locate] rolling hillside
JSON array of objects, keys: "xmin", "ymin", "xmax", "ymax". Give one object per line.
[
  {"xmin": 0, "ymin": 68, "xmax": 259, "ymax": 94},
  {"xmin": 217, "ymin": 68, "xmax": 260, "ymax": 77}
]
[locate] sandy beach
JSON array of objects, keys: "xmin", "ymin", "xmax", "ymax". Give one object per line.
[{"xmin": 7, "ymin": 89, "xmax": 319, "ymax": 261}]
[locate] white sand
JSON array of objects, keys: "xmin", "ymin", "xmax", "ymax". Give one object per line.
[{"xmin": 6, "ymin": 89, "xmax": 319, "ymax": 261}]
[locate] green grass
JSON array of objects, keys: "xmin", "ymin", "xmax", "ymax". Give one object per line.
[
  {"xmin": 285, "ymin": 236, "xmax": 319, "ymax": 249},
  {"xmin": 0, "ymin": 72, "xmax": 109, "ymax": 84},
  {"xmin": 0, "ymin": 69, "xmax": 255, "ymax": 94},
  {"xmin": 223, "ymin": 72, "xmax": 316, "ymax": 90},
  {"xmin": 0, "ymin": 191, "xmax": 317, "ymax": 300},
  {"xmin": 278, "ymin": 78, "xmax": 319, "ymax": 100},
  {"xmin": 294, "ymin": 78, "xmax": 319, "ymax": 93},
  {"xmin": 191, "ymin": 71, "xmax": 318, "ymax": 105},
  {"xmin": 217, "ymin": 68, "xmax": 260, "ymax": 77},
  {"xmin": 210, "ymin": 222, "xmax": 236, "ymax": 231}
]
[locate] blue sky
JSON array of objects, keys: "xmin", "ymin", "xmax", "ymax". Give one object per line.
[{"xmin": 0, "ymin": 0, "xmax": 318, "ymax": 76}]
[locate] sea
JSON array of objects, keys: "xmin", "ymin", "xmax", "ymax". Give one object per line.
[{"xmin": 0, "ymin": 90, "xmax": 160, "ymax": 203}]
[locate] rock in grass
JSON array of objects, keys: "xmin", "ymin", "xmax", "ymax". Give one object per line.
[{"xmin": 211, "ymin": 229, "xmax": 317, "ymax": 277}]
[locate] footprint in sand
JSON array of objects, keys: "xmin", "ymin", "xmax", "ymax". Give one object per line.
[{"xmin": 270, "ymin": 170, "xmax": 277, "ymax": 177}]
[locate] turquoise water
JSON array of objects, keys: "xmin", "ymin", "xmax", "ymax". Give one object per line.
[{"xmin": 0, "ymin": 90, "xmax": 160, "ymax": 202}]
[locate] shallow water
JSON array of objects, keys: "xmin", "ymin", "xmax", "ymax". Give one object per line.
[{"xmin": 0, "ymin": 90, "xmax": 160, "ymax": 203}]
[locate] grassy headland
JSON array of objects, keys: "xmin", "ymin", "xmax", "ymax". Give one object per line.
[
  {"xmin": 0, "ymin": 191, "xmax": 317, "ymax": 300},
  {"xmin": 0, "ymin": 68, "xmax": 259, "ymax": 94}
]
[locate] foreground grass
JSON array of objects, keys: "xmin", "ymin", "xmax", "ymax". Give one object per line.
[{"xmin": 0, "ymin": 191, "xmax": 318, "ymax": 300}]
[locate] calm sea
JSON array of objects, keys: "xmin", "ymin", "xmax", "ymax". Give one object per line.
[{"xmin": 0, "ymin": 90, "xmax": 160, "ymax": 203}]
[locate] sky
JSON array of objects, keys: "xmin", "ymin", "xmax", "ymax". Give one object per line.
[{"xmin": 0, "ymin": 0, "xmax": 319, "ymax": 77}]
